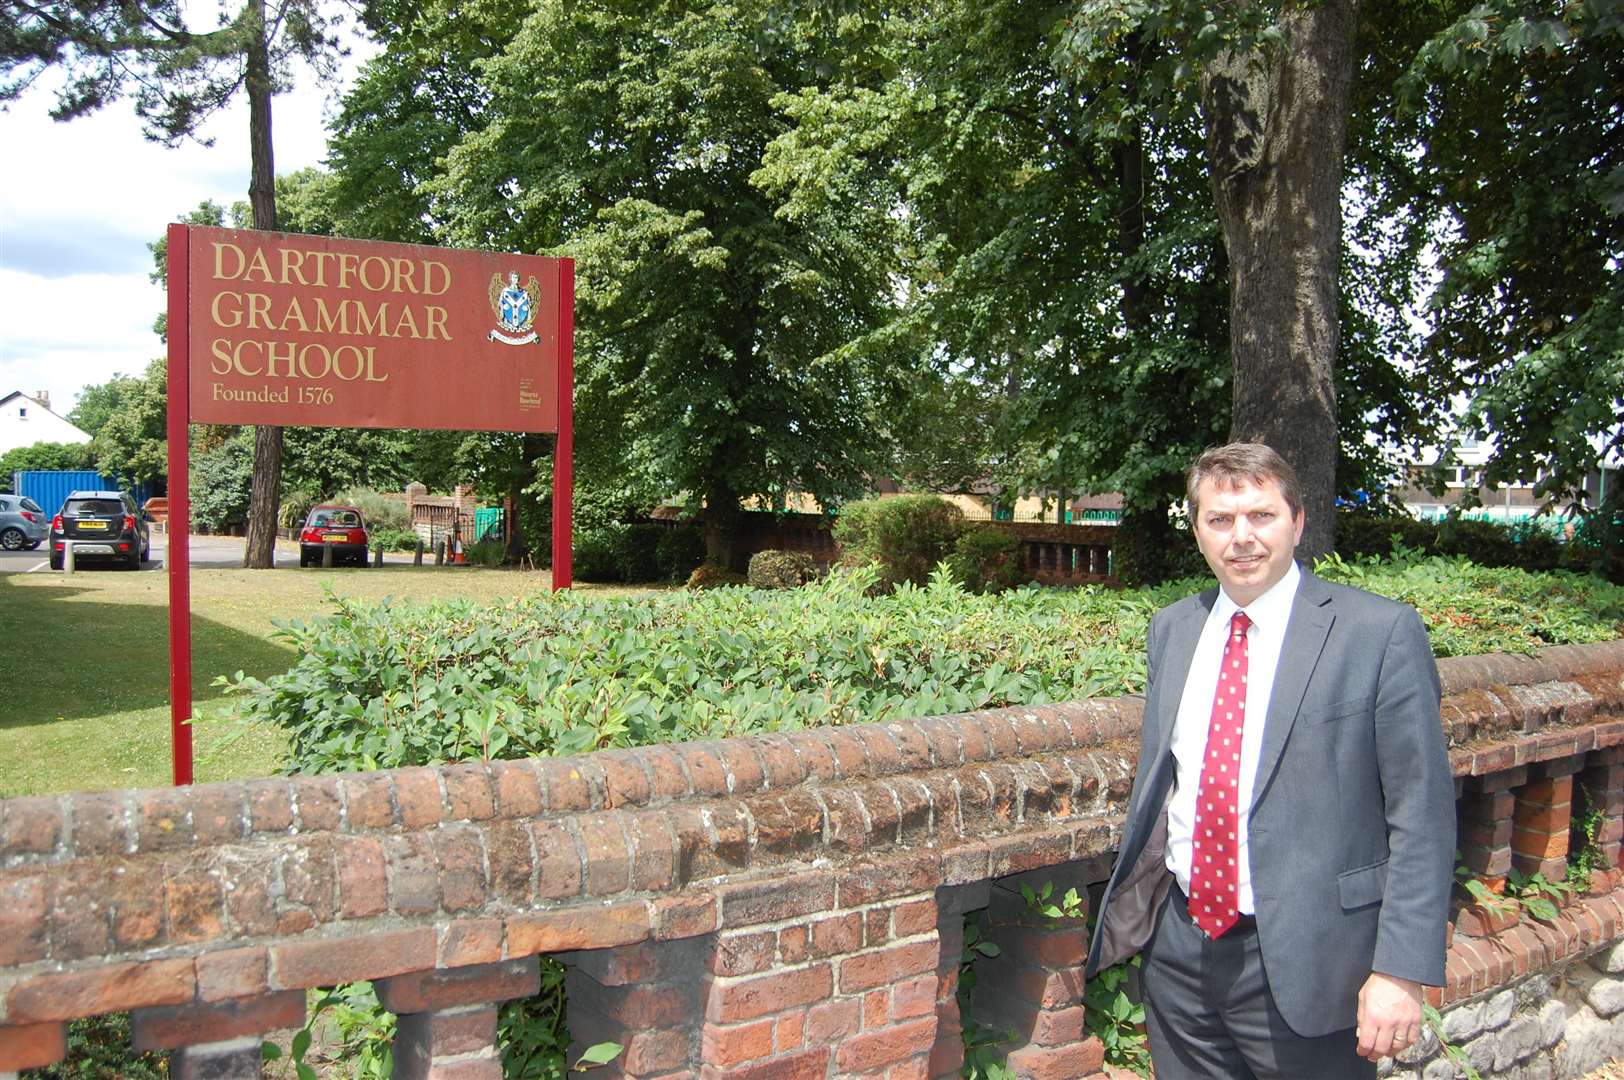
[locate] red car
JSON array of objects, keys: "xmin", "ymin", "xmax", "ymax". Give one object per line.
[{"xmin": 299, "ymin": 505, "xmax": 370, "ymax": 567}]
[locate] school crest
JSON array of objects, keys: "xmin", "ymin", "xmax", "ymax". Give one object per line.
[{"xmin": 488, "ymin": 271, "xmax": 542, "ymax": 345}]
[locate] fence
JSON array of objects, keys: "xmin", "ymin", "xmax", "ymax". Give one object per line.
[{"xmin": 0, "ymin": 642, "xmax": 1621, "ymax": 1077}]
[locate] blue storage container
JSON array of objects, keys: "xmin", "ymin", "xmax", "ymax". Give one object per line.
[{"xmin": 12, "ymin": 471, "xmax": 158, "ymax": 519}]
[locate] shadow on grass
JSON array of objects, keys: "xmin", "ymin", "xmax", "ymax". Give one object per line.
[{"xmin": 0, "ymin": 574, "xmax": 297, "ymax": 728}]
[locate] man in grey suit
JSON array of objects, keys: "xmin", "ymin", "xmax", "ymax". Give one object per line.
[{"xmin": 1086, "ymin": 443, "xmax": 1455, "ymax": 1078}]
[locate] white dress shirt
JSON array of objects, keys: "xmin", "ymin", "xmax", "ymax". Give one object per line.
[{"xmin": 1165, "ymin": 560, "xmax": 1302, "ymax": 913}]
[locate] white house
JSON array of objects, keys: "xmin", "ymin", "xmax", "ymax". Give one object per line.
[{"xmin": 0, "ymin": 391, "xmax": 92, "ymax": 455}]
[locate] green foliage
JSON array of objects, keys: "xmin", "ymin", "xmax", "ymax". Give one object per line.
[
  {"xmin": 573, "ymin": 528, "xmax": 626, "ymax": 583},
  {"xmin": 946, "ymin": 527, "xmax": 1030, "ymax": 594},
  {"xmin": 371, "ymin": 528, "xmax": 423, "ymax": 554},
  {"xmin": 1084, "ymin": 956, "xmax": 1150, "ymax": 1076},
  {"xmin": 190, "ymin": 428, "xmax": 255, "ymax": 532},
  {"xmin": 654, "ymin": 526, "xmax": 707, "ymax": 584},
  {"xmin": 958, "ymin": 913, "xmax": 1015, "ymax": 1080},
  {"xmin": 1422, "ymin": 1002, "xmax": 1483, "ymax": 1080},
  {"xmin": 0, "ymin": 441, "xmax": 95, "ymax": 489},
  {"xmin": 572, "ymin": 524, "xmax": 674, "ymax": 584},
  {"xmin": 331, "ymin": 488, "xmax": 410, "ymax": 533},
  {"xmin": 466, "ymin": 538, "xmax": 507, "ymax": 568},
  {"xmin": 833, "ymin": 495, "xmax": 965, "ymax": 590},
  {"xmin": 747, "ymin": 549, "xmax": 819, "ymax": 590},
  {"xmin": 31, "ymin": 1013, "xmax": 166, "ymax": 1079},
  {"xmin": 1505, "ymin": 868, "xmax": 1575, "ymax": 923},
  {"xmin": 495, "ymin": 958, "xmax": 572, "ymax": 1079},
  {"xmin": 77, "ymin": 359, "xmax": 168, "ymax": 487},
  {"xmin": 1334, "ymin": 507, "xmax": 1606, "ymax": 577},
  {"xmin": 1567, "ymin": 784, "xmax": 1608, "ymax": 892},
  {"xmin": 279, "ymin": 488, "xmax": 320, "ymax": 531}
]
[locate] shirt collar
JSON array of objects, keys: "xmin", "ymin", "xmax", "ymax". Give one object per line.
[{"xmin": 1213, "ymin": 560, "xmax": 1302, "ymax": 632}]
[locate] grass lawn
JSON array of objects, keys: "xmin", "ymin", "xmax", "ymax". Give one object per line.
[{"xmin": 0, "ymin": 557, "xmax": 651, "ymax": 797}]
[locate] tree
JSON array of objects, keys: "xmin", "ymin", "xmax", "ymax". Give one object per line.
[
  {"xmin": 0, "ymin": 442, "xmax": 94, "ymax": 490},
  {"xmin": 87, "ymin": 360, "xmax": 169, "ymax": 487},
  {"xmin": 3, "ymin": 0, "xmax": 343, "ymax": 567},
  {"xmin": 423, "ymin": 0, "xmax": 910, "ymax": 566}
]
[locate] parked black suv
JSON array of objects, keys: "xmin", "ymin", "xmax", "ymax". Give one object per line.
[{"xmin": 50, "ymin": 490, "xmax": 151, "ymax": 570}]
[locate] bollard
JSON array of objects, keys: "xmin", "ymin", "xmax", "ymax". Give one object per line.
[
  {"xmin": 63, "ymin": 541, "xmax": 74, "ymax": 575},
  {"xmin": 413, "ymin": 540, "xmax": 424, "ymax": 567},
  {"xmin": 322, "ymin": 543, "xmax": 334, "ymax": 568},
  {"xmin": 435, "ymin": 540, "xmax": 445, "ymax": 566},
  {"xmin": 373, "ymin": 544, "xmax": 384, "ymax": 568}
]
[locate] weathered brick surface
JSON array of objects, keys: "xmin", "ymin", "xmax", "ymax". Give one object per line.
[
  {"xmin": 130, "ymin": 990, "xmax": 305, "ymax": 1050},
  {"xmin": 0, "ymin": 1020, "xmax": 66, "ymax": 1070}
]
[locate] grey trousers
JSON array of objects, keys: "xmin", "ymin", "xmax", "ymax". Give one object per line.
[{"xmin": 1140, "ymin": 886, "xmax": 1375, "ymax": 1080}]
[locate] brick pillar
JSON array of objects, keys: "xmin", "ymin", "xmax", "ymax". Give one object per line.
[
  {"xmin": 131, "ymin": 992, "xmax": 305, "ymax": 1080},
  {"xmin": 374, "ymin": 958, "xmax": 541, "ymax": 1080},
  {"xmin": 967, "ymin": 869, "xmax": 1104, "ymax": 1080},
  {"xmin": 930, "ymin": 884, "xmax": 988, "ymax": 1080},
  {"xmin": 1578, "ymin": 746, "xmax": 1624, "ymax": 878},
  {"xmin": 698, "ymin": 870, "xmax": 942, "ymax": 1080},
  {"xmin": 562, "ymin": 937, "xmax": 706, "ymax": 1079},
  {"xmin": 1459, "ymin": 768, "xmax": 1524, "ymax": 892},
  {"xmin": 1513, "ymin": 755, "xmax": 1586, "ymax": 881}
]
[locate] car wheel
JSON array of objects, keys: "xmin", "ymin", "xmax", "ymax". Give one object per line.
[
  {"xmin": 142, "ymin": 542, "xmax": 150, "ymax": 560},
  {"xmin": 129, "ymin": 545, "xmax": 143, "ymax": 570},
  {"xmin": 0, "ymin": 528, "xmax": 24, "ymax": 551},
  {"xmin": 50, "ymin": 552, "xmax": 62, "ymax": 570}
]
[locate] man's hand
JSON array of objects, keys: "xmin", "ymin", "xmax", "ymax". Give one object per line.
[{"xmin": 1356, "ymin": 972, "xmax": 1424, "ymax": 1061}]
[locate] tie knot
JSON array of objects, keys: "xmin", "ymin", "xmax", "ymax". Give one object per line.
[{"xmin": 1230, "ymin": 611, "xmax": 1251, "ymax": 637}]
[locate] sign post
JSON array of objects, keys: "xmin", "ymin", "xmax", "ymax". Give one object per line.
[{"xmin": 165, "ymin": 226, "xmax": 574, "ymax": 785}]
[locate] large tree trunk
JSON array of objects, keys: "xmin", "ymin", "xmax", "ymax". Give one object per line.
[
  {"xmin": 1200, "ymin": 2, "xmax": 1358, "ymax": 560},
  {"xmin": 703, "ymin": 479, "xmax": 741, "ymax": 571},
  {"xmin": 241, "ymin": 0, "xmax": 283, "ymax": 569}
]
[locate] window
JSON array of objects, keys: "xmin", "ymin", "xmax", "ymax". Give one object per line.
[{"xmin": 16, "ymin": 407, "xmax": 26, "ymax": 418}]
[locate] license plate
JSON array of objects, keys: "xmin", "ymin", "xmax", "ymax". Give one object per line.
[
  {"xmin": 322, "ymin": 533, "xmax": 349, "ymax": 542},
  {"xmin": 73, "ymin": 544, "xmax": 113, "ymax": 555},
  {"xmin": 76, "ymin": 521, "xmax": 108, "ymax": 530}
]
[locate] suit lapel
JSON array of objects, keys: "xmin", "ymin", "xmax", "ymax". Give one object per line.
[{"xmin": 1249, "ymin": 568, "xmax": 1334, "ymax": 813}]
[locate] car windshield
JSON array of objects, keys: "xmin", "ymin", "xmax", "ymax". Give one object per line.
[
  {"xmin": 67, "ymin": 499, "xmax": 122, "ymax": 516},
  {"xmin": 21, "ymin": 498, "xmax": 41, "ymax": 513}
]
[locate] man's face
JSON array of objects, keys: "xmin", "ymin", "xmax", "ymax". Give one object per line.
[{"xmin": 1192, "ymin": 474, "xmax": 1305, "ymax": 606}]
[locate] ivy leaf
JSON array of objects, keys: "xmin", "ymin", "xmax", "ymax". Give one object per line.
[{"xmin": 573, "ymin": 1041, "xmax": 625, "ymax": 1070}]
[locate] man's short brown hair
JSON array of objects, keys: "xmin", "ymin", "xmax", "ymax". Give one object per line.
[{"xmin": 1186, "ymin": 442, "xmax": 1304, "ymax": 519}]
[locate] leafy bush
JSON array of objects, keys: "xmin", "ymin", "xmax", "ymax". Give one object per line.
[
  {"xmin": 467, "ymin": 538, "xmax": 507, "ymax": 567},
  {"xmin": 573, "ymin": 528, "xmax": 624, "ymax": 582},
  {"xmin": 616, "ymin": 523, "xmax": 666, "ymax": 583},
  {"xmin": 748, "ymin": 549, "xmax": 817, "ymax": 589},
  {"xmin": 372, "ymin": 527, "xmax": 423, "ymax": 553},
  {"xmin": 279, "ymin": 488, "xmax": 319, "ymax": 531},
  {"xmin": 572, "ymin": 524, "xmax": 670, "ymax": 582},
  {"xmin": 333, "ymin": 487, "xmax": 411, "ymax": 533},
  {"xmin": 947, "ymin": 527, "xmax": 1030, "ymax": 594},
  {"xmin": 686, "ymin": 563, "xmax": 748, "ymax": 589},
  {"xmin": 833, "ymin": 494, "xmax": 964, "ymax": 589},
  {"xmin": 190, "ymin": 429, "xmax": 254, "ymax": 532},
  {"xmin": 1335, "ymin": 506, "xmax": 1610, "ymax": 579},
  {"xmin": 655, "ymin": 526, "xmax": 707, "ymax": 583}
]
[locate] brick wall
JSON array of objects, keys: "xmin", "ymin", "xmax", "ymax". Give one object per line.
[{"xmin": 0, "ymin": 641, "xmax": 1621, "ymax": 1077}]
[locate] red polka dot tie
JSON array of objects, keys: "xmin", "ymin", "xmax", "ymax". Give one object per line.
[{"xmin": 1188, "ymin": 610, "xmax": 1250, "ymax": 938}]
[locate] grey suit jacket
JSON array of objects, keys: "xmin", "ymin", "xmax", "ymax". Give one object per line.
[{"xmin": 1085, "ymin": 568, "xmax": 1455, "ymax": 1038}]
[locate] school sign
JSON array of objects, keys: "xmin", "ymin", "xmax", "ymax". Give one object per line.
[{"xmin": 166, "ymin": 225, "xmax": 576, "ymax": 783}]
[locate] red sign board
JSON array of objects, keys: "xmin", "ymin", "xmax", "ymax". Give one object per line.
[{"xmin": 185, "ymin": 226, "xmax": 564, "ymax": 432}]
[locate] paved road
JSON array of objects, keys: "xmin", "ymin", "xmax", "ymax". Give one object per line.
[{"xmin": 0, "ymin": 532, "xmax": 420, "ymax": 574}]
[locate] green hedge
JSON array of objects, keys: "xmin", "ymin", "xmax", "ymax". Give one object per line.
[{"xmin": 218, "ymin": 557, "xmax": 1624, "ymax": 778}]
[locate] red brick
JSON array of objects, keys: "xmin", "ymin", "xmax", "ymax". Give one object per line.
[
  {"xmin": 536, "ymin": 759, "xmax": 594, "ymax": 811},
  {"xmin": 702, "ymin": 1018, "xmax": 775, "ymax": 1065},
  {"xmin": 292, "ymin": 776, "xmax": 343, "ymax": 832},
  {"xmin": 376, "ymin": 957, "xmax": 539, "ymax": 1015},
  {"xmin": 272, "ymin": 926, "xmax": 436, "ymax": 990},
  {"xmin": 840, "ymin": 940, "xmax": 939, "ymax": 994},
  {"xmin": 836, "ymin": 1016, "xmax": 935, "ymax": 1073},
  {"xmin": 779, "ymin": 924, "xmax": 810, "ymax": 965},
  {"xmin": 890, "ymin": 973, "xmax": 937, "ymax": 1020},
  {"xmin": 719, "ymin": 743, "xmax": 767, "ymax": 795},
  {"xmin": 974, "ymin": 957, "xmax": 1084, "ymax": 1009},
  {"xmin": 245, "ymin": 780, "xmax": 294, "ymax": 833},
  {"xmin": 440, "ymin": 918, "xmax": 504, "ymax": 967},
  {"xmin": 433, "ymin": 824, "xmax": 490, "ymax": 911},
  {"xmin": 627, "ymin": 811, "xmax": 678, "ymax": 892},
  {"xmin": 395, "ymin": 767, "xmax": 446, "ymax": 828},
  {"xmin": 189, "ymin": 785, "xmax": 245, "ymax": 844},
  {"xmin": 1512, "ymin": 827, "xmax": 1569, "ymax": 860},
  {"xmin": 719, "ymin": 872, "xmax": 833, "ymax": 927},
  {"xmin": 385, "ymin": 832, "xmax": 441, "ymax": 915},
  {"xmin": 530, "ymin": 819, "xmax": 583, "ymax": 900},
  {"xmin": 67, "ymin": 791, "xmax": 128, "ymax": 856},
  {"xmin": 132, "ymin": 990, "xmax": 305, "ymax": 1051},
  {"xmin": 7, "ymin": 958, "xmax": 195, "ymax": 1023},
  {"xmin": 641, "ymin": 746, "xmax": 694, "ymax": 800},
  {"xmin": 490, "ymin": 760, "xmax": 544, "ymax": 818},
  {"xmin": 485, "ymin": 820, "xmax": 535, "ymax": 906},
  {"xmin": 809, "ymin": 913, "xmax": 863, "ymax": 959},
  {"xmin": 859, "ymin": 784, "xmax": 902, "ymax": 843},
  {"xmin": 395, "ymin": 1006, "xmax": 497, "ymax": 1057},
  {"xmin": 573, "ymin": 979, "xmax": 691, "ymax": 1028},
  {"xmin": 838, "ymin": 853, "xmax": 941, "ymax": 907},
  {"xmin": 886, "ymin": 1054, "xmax": 931, "ymax": 1080},
  {"xmin": 506, "ymin": 900, "xmax": 650, "ymax": 956},
  {"xmin": 575, "ymin": 813, "xmax": 632, "ymax": 895},
  {"xmin": 1517, "ymin": 803, "xmax": 1573, "ymax": 834},
  {"xmin": 776, "ymin": 1009, "xmax": 806, "ymax": 1052},
  {"xmin": 706, "ymin": 963, "xmax": 833, "ymax": 1023},
  {"xmin": 893, "ymin": 899, "xmax": 939, "ymax": 939},
  {"xmin": 987, "ymin": 830, "xmax": 1073, "ymax": 877},
  {"xmin": 196, "ymin": 946, "xmax": 270, "ymax": 1003},
  {"xmin": 783, "ymin": 733, "xmax": 840, "ymax": 782},
  {"xmin": 623, "ymin": 1027, "xmax": 690, "ymax": 1074},
  {"xmin": 867, "ymin": 908, "xmax": 891, "ymax": 945},
  {"xmin": 653, "ymin": 891, "xmax": 718, "ymax": 939},
  {"xmin": 757, "ymin": 738, "xmax": 808, "ymax": 790},
  {"xmin": 824, "ymin": 730, "xmax": 870, "ymax": 779},
  {"xmin": 818, "ymin": 788, "xmax": 870, "ymax": 853},
  {"xmin": 404, "ymin": 1059, "xmax": 500, "ymax": 1080},
  {"xmin": 0, "ymin": 873, "xmax": 48, "ymax": 965},
  {"xmin": 443, "ymin": 763, "xmax": 496, "ymax": 820},
  {"xmin": 165, "ymin": 860, "xmax": 225, "ymax": 946},
  {"xmin": 855, "ymin": 727, "xmax": 906, "ymax": 775},
  {"xmin": 135, "ymin": 789, "xmax": 193, "ymax": 852},
  {"xmin": 0, "ymin": 1021, "xmax": 66, "ymax": 1070},
  {"xmin": 342, "ymin": 773, "xmax": 397, "ymax": 829},
  {"xmin": 863, "ymin": 988, "xmax": 888, "ymax": 1028},
  {"xmin": 805, "ymin": 998, "xmax": 861, "ymax": 1044},
  {"xmin": 713, "ymin": 932, "xmax": 777, "ymax": 977},
  {"xmin": 337, "ymin": 835, "xmax": 389, "ymax": 919},
  {"xmin": 750, "ymin": 796, "xmax": 823, "ymax": 856},
  {"xmin": 700, "ymin": 1046, "xmax": 831, "ymax": 1080},
  {"xmin": 1003, "ymin": 1038, "xmax": 1105, "ymax": 1080},
  {"xmin": 682, "ymin": 746, "xmax": 730, "ymax": 795}
]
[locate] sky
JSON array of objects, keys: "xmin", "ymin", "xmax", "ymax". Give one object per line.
[{"xmin": 0, "ymin": 44, "xmax": 370, "ymax": 426}]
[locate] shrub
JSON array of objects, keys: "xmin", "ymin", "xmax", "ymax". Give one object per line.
[
  {"xmin": 655, "ymin": 526, "xmax": 707, "ymax": 583},
  {"xmin": 947, "ymin": 527, "xmax": 1030, "ymax": 593},
  {"xmin": 371, "ymin": 527, "xmax": 423, "ymax": 553},
  {"xmin": 748, "ymin": 549, "xmax": 818, "ymax": 589},
  {"xmin": 833, "ymin": 494, "xmax": 964, "ymax": 589},
  {"xmin": 279, "ymin": 488, "xmax": 319, "ymax": 531},
  {"xmin": 573, "ymin": 528, "xmax": 624, "ymax": 582},
  {"xmin": 616, "ymin": 523, "xmax": 667, "ymax": 583},
  {"xmin": 467, "ymin": 538, "xmax": 506, "ymax": 567},
  {"xmin": 686, "ymin": 563, "xmax": 748, "ymax": 589},
  {"xmin": 332, "ymin": 487, "xmax": 411, "ymax": 533}
]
